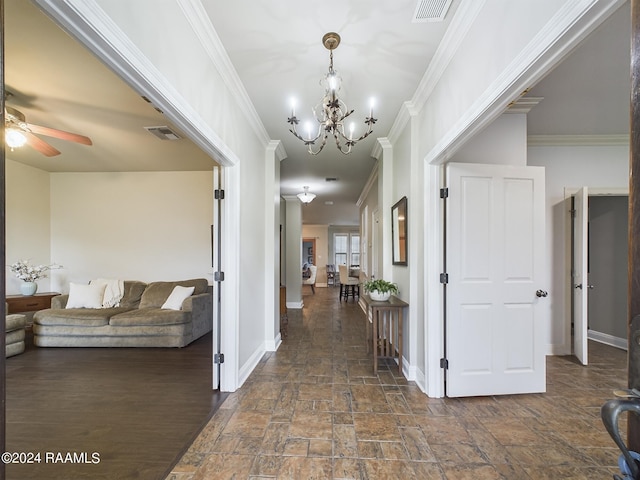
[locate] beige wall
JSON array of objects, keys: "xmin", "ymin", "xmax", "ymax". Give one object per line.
[
  {"xmin": 302, "ymin": 225, "xmax": 329, "ymax": 286},
  {"xmin": 49, "ymin": 171, "xmax": 213, "ymax": 292},
  {"xmin": 6, "ymin": 160, "xmax": 52, "ymax": 294}
]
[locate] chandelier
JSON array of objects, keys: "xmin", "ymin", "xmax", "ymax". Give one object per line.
[
  {"xmin": 287, "ymin": 32, "xmax": 376, "ymax": 155},
  {"xmin": 297, "ymin": 186, "xmax": 316, "ymax": 204}
]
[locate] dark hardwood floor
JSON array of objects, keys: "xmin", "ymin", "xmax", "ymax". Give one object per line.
[{"xmin": 4, "ymin": 331, "xmax": 226, "ymax": 480}]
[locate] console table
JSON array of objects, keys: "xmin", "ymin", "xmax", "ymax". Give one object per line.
[
  {"xmin": 360, "ymin": 294, "xmax": 408, "ymax": 374},
  {"xmin": 6, "ymin": 292, "xmax": 59, "ymax": 314}
]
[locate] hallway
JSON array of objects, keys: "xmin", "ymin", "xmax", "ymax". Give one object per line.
[{"xmin": 168, "ymin": 287, "xmax": 625, "ymax": 479}]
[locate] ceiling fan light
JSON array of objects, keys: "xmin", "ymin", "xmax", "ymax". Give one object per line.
[{"xmin": 5, "ymin": 128, "xmax": 27, "ymax": 148}]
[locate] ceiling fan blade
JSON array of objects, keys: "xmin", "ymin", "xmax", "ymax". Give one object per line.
[
  {"xmin": 23, "ymin": 131, "xmax": 61, "ymax": 157},
  {"xmin": 27, "ymin": 123, "xmax": 92, "ymax": 146}
]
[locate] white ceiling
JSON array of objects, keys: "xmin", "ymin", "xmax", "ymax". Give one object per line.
[{"xmin": 3, "ymin": 1, "xmax": 632, "ymax": 224}]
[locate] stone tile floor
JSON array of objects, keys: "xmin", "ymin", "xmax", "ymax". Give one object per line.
[{"xmin": 167, "ymin": 287, "xmax": 627, "ymax": 479}]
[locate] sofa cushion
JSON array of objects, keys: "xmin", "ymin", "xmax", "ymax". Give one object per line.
[
  {"xmin": 139, "ymin": 279, "xmax": 208, "ymax": 309},
  {"xmin": 161, "ymin": 286, "xmax": 195, "ymax": 310},
  {"xmin": 6, "ymin": 314, "xmax": 26, "ymax": 332},
  {"xmin": 34, "ymin": 307, "xmax": 133, "ymax": 327},
  {"xmin": 119, "ymin": 281, "xmax": 147, "ymax": 309},
  {"xmin": 109, "ymin": 308, "xmax": 188, "ymax": 326},
  {"xmin": 66, "ymin": 282, "xmax": 107, "ymax": 309}
]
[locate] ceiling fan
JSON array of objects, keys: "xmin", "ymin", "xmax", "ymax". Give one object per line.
[{"xmin": 4, "ymin": 103, "xmax": 92, "ymax": 157}]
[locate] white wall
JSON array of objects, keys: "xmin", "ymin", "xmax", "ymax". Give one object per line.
[
  {"xmin": 528, "ymin": 144, "xmax": 629, "ymax": 353},
  {"xmin": 451, "ymin": 115, "xmax": 527, "ymax": 166},
  {"xmin": 49, "ymin": 171, "xmax": 213, "ymax": 291},
  {"xmin": 6, "ymin": 160, "xmax": 52, "ymax": 294}
]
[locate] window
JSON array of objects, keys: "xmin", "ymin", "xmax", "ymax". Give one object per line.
[
  {"xmin": 351, "ymin": 235, "xmax": 360, "ymax": 266},
  {"xmin": 334, "ymin": 233, "xmax": 360, "ymax": 266},
  {"xmin": 335, "ymin": 234, "xmax": 348, "ymax": 266}
]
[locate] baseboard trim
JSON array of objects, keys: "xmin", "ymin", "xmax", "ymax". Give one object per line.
[
  {"xmin": 286, "ymin": 301, "xmax": 303, "ymax": 309},
  {"xmin": 588, "ymin": 330, "xmax": 627, "ymax": 351},
  {"xmin": 237, "ymin": 344, "xmax": 266, "ymax": 388},
  {"xmin": 265, "ymin": 333, "xmax": 282, "ymax": 352}
]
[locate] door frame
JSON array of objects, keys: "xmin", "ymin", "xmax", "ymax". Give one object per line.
[
  {"xmin": 563, "ymin": 187, "xmax": 628, "ymax": 356},
  {"xmin": 33, "ymin": 3, "xmax": 242, "ymax": 392}
]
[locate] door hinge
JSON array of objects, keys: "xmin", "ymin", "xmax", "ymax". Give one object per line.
[
  {"xmin": 440, "ymin": 188, "xmax": 449, "ymax": 199},
  {"xmin": 214, "ymin": 271, "xmax": 225, "ymax": 282},
  {"xmin": 214, "ymin": 189, "xmax": 225, "ymax": 200},
  {"xmin": 214, "ymin": 353, "xmax": 225, "ymax": 364},
  {"xmin": 440, "ymin": 358, "xmax": 449, "ymax": 369},
  {"xmin": 440, "ymin": 273, "xmax": 449, "ymax": 284}
]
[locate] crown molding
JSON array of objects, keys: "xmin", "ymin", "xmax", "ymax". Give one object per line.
[
  {"xmin": 372, "ymin": 137, "xmax": 393, "ymax": 160},
  {"xmin": 528, "ymin": 134, "xmax": 629, "ymax": 146},
  {"xmin": 384, "ymin": 1, "xmax": 484, "ymax": 146},
  {"xmin": 357, "ymin": 161, "xmax": 379, "ymax": 207},
  {"xmin": 412, "ymin": 0, "xmax": 486, "ymax": 112},
  {"xmin": 266, "ymin": 140, "xmax": 287, "ymax": 161},
  {"xmin": 177, "ymin": 0, "xmax": 281, "ymax": 156},
  {"xmin": 385, "ymin": 101, "xmax": 420, "ymax": 146}
]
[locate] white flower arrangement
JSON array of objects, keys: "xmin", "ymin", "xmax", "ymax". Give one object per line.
[{"xmin": 9, "ymin": 260, "xmax": 62, "ymax": 282}]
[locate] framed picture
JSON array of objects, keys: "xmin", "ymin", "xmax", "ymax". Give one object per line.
[{"xmin": 392, "ymin": 196, "xmax": 407, "ymax": 265}]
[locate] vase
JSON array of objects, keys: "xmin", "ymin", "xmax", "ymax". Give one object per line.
[
  {"xmin": 20, "ymin": 281, "xmax": 37, "ymax": 296},
  {"xmin": 369, "ymin": 290, "xmax": 391, "ymax": 302}
]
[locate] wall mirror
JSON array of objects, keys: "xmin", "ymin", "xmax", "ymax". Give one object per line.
[{"xmin": 392, "ymin": 196, "xmax": 407, "ymax": 265}]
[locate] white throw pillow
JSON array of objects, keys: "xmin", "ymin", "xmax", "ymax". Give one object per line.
[
  {"xmin": 161, "ymin": 285, "xmax": 195, "ymax": 310},
  {"xmin": 66, "ymin": 282, "xmax": 107, "ymax": 309}
]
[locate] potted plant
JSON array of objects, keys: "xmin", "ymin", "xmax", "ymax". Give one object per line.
[
  {"xmin": 9, "ymin": 259, "xmax": 62, "ymax": 296},
  {"xmin": 363, "ymin": 278, "xmax": 399, "ymax": 302}
]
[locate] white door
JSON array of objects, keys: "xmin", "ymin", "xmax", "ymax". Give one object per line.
[
  {"xmin": 446, "ymin": 163, "xmax": 546, "ymax": 397},
  {"xmin": 573, "ymin": 187, "xmax": 588, "ymax": 365}
]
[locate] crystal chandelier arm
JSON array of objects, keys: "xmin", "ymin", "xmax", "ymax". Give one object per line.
[
  {"xmin": 308, "ymin": 132, "xmax": 329, "ymax": 155},
  {"xmin": 288, "ymin": 116, "xmax": 323, "ymax": 143}
]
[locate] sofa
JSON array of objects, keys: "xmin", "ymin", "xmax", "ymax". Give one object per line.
[
  {"xmin": 6, "ymin": 313, "xmax": 27, "ymax": 357},
  {"xmin": 33, "ymin": 278, "xmax": 212, "ymax": 348}
]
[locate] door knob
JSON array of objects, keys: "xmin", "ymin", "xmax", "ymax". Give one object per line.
[
  {"xmin": 575, "ymin": 284, "xmax": 582, "ymax": 289},
  {"xmin": 587, "ymin": 284, "xmax": 595, "ymax": 289},
  {"xmin": 536, "ymin": 290, "xmax": 548, "ymax": 297}
]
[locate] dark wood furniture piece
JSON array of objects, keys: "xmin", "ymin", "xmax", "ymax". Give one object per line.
[
  {"xmin": 280, "ymin": 286, "xmax": 288, "ymax": 338},
  {"xmin": 360, "ymin": 294, "xmax": 408, "ymax": 374},
  {"xmin": 6, "ymin": 292, "xmax": 58, "ymax": 314}
]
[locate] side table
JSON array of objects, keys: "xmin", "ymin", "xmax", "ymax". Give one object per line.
[
  {"xmin": 360, "ymin": 294, "xmax": 408, "ymax": 374},
  {"xmin": 6, "ymin": 292, "xmax": 59, "ymax": 330},
  {"xmin": 6, "ymin": 292, "xmax": 59, "ymax": 314}
]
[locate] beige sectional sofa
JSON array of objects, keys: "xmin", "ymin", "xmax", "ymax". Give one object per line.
[{"xmin": 33, "ymin": 278, "xmax": 212, "ymax": 348}]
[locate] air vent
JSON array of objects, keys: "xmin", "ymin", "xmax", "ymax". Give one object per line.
[
  {"xmin": 144, "ymin": 126, "xmax": 181, "ymax": 141},
  {"xmin": 412, "ymin": 0, "xmax": 452, "ymax": 22},
  {"xmin": 324, "ymin": 201, "xmax": 334, "ymax": 206},
  {"xmin": 325, "ymin": 177, "xmax": 338, "ymax": 182}
]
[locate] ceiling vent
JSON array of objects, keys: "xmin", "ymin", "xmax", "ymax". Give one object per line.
[
  {"xmin": 412, "ymin": 0, "xmax": 453, "ymax": 22},
  {"xmin": 325, "ymin": 177, "xmax": 338, "ymax": 182},
  {"xmin": 144, "ymin": 126, "xmax": 181, "ymax": 141}
]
